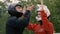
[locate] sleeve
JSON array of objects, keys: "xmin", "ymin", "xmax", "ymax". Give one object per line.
[
  {"xmin": 12, "ymin": 10, "xmax": 31, "ymax": 33},
  {"xmin": 40, "ymin": 10, "xmax": 54, "ymax": 34},
  {"xmin": 17, "ymin": 10, "xmax": 31, "ymax": 27},
  {"xmin": 26, "ymin": 23, "xmax": 34, "ymax": 30},
  {"xmin": 46, "ymin": 23, "xmax": 54, "ymax": 34},
  {"xmin": 24, "ymin": 10, "xmax": 30, "ymax": 22},
  {"xmin": 40, "ymin": 10, "xmax": 49, "ymax": 26}
]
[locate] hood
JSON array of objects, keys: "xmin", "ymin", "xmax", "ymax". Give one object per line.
[{"xmin": 8, "ymin": 3, "xmax": 23, "ymax": 18}]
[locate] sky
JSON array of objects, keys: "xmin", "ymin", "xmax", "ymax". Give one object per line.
[
  {"xmin": 0, "ymin": 0, "xmax": 28, "ymax": 4},
  {"xmin": 0, "ymin": 0, "xmax": 19, "ymax": 3},
  {"xmin": 0, "ymin": 0, "xmax": 5, "ymax": 2},
  {"xmin": 0, "ymin": 0, "xmax": 3, "ymax": 1},
  {"xmin": 0, "ymin": 0, "xmax": 16, "ymax": 2}
]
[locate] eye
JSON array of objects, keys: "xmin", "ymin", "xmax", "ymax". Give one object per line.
[
  {"xmin": 17, "ymin": 7, "xmax": 21, "ymax": 9},
  {"xmin": 16, "ymin": 6, "xmax": 22, "ymax": 9}
]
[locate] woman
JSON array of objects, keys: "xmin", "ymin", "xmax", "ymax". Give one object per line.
[{"xmin": 27, "ymin": 10, "xmax": 54, "ymax": 34}]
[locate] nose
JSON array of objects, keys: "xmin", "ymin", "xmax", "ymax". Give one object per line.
[{"xmin": 38, "ymin": 12, "xmax": 41, "ymax": 15}]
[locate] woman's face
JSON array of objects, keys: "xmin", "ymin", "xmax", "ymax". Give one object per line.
[
  {"xmin": 36, "ymin": 11, "xmax": 42, "ymax": 21},
  {"xmin": 15, "ymin": 6, "xmax": 23, "ymax": 12},
  {"xmin": 37, "ymin": 11, "xmax": 41, "ymax": 17}
]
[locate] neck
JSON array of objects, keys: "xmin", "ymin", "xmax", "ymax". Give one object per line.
[{"xmin": 38, "ymin": 20, "xmax": 43, "ymax": 25}]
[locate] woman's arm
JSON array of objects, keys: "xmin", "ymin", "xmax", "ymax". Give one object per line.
[
  {"xmin": 26, "ymin": 23, "xmax": 34, "ymax": 30},
  {"xmin": 40, "ymin": 10, "xmax": 54, "ymax": 34}
]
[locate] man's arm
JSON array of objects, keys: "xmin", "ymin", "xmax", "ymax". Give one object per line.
[
  {"xmin": 17, "ymin": 5, "xmax": 34, "ymax": 27},
  {"xmin": 22, "ymin": 10, "xmax": 31, "ymax": 26}
]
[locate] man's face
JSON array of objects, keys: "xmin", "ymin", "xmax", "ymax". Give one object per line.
[{"xmin": 15, "ymin": 6, "xmax": 23, "ymax": 12}]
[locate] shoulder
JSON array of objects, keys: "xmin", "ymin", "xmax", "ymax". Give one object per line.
[
  {"xmin": 8, "ymin": 16, "xmax": 17, "ymax": 21},
  {"xmin": 48, "ymin": 22, "xmax": 54, "ymax": 27}
]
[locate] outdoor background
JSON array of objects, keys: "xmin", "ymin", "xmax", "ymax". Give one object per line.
[{"xmin": 0, "ymin": 0, "xmax": 60, "ymax": 34}]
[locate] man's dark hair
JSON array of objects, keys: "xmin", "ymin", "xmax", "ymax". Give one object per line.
[{"xmin": 15, "ymin": 4, "xmax": 23, "ymax": 8}]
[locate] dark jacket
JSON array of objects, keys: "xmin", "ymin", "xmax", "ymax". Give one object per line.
[{"xmin": 6, "ymin": 3, "xmax": 30, "ymax": 34}]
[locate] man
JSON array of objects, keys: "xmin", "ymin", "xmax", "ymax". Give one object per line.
[
  {"xmin": 6, "ymin": 3, "xmax": 33, "ymax": 34},
  {"xmin": 27, "ymin": 10, "xmax": 54, "ymax": 34}
]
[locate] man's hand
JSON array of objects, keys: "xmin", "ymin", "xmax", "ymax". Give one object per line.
[
  {"xmin": 22, "ymin": 5, "xmax": 34, "ymax": 14},
  {"xmin": 27, "ymin": 5, "xmax": 34, "ymax": 11},
  {"xmin": 23, "ymin": 6, "xmax": 26, "ymax": 14}
]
